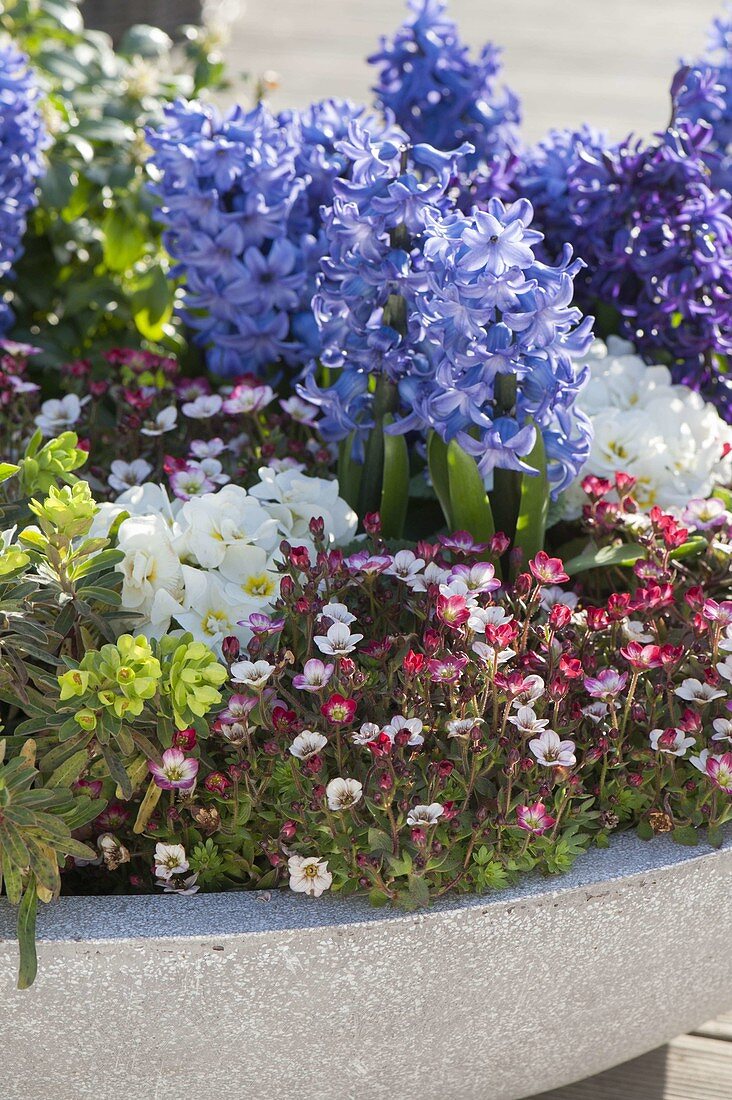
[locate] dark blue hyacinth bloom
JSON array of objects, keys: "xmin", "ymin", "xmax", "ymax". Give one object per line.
[
  {"xmin": 0, "ymin": 43, "xmax": 47, "ymax": 335},
  {"xmin": 368, "ymin": 0, "xmax": 521, "ymax": 172}
]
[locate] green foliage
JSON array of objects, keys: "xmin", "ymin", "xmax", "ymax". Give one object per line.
[{"xmin": 0, "ymin": 0, "xmax": 228, "ymax": 367}]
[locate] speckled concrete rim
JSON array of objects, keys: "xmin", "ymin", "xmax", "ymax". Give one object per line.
[
  {"xmin": 0, "ymin": 833, "xmax": 730, "ymax": 1100},
  {"xmin": 0, "ymin": 828, "xmax": 726, "ymax": 942}
]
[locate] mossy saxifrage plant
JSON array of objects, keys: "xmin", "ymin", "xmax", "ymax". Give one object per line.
[{"xmin": 1, "ymin": 434, "xmax": 732, "ymax": 985}]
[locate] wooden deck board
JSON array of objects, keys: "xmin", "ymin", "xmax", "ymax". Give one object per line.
[{"xmin": 532, "ymin": 1024, "xmax": 732, "ymax": 1100}]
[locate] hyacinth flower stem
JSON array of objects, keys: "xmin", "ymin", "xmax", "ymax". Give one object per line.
[{"xmin": 490, "ymin": 372, "xmax": 521, "ymax": 543}]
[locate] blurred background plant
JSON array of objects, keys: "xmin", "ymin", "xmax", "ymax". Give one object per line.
[{"xmin": 0, "ymin": 0, "xmax": 230, "ymax": 371}]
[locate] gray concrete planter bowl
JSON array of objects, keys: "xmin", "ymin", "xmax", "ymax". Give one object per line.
[{"xmin": 0, "ymin": 832, "xmax": 730, "ymax": 1100}]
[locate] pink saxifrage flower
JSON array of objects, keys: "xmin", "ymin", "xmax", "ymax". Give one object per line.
[
  {"xmin": 516, "ymin": 802, "xmax": 556, "ymax": 835},
  {"xmin": 148, "ymin": 748, "xmax": 199, "ymax": 791}
]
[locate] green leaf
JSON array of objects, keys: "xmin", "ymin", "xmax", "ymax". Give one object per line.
[
  {"xmin": 636, "ymin": 820, "xmax": 654, "ymax": 841},
  {"xmin": 669, "ymin": 537, "xmax": 708, "ymax": 562},
  {"xmin": 426, "ymin": 431, "xmax": 453, "ymax": 529},
  {"xmin": 130, "ymin": 264, "xmax": 174, "ymax": 341},
  {"xmin": 707, "ymin": 825, "xmax": 724, "ymax": 849},
  {"xmin": 513, "ymin": 424, "xmax": 549, "ymax": 564},
  {"xmin": 446, "ymin": 439, "xmax": 495, "ymax": 541},
  {"xmin": 102, "ymin": 207, "xmax": 146, "ymax": 274},
  {"xmin": 407, "ymin": 874, "xmax": 430, "ymax": 907},
  {"xmin": 101, "ymin": 745, "xmax": 133, "ymax": 800},
  {"xmin": 337, "ymin": 433, "xmax": 362, "ymax": 512},
  {"xmin": 17, "ymin": 879, "xmax": 38, "ymax": 990},
  {"xmin": 0, "ymin": 463, "xmax": 19, "ymax": 483},
  {"xmin": 564, "ymin": 541, "xmax": 646, "ymax": 577},
  {"xmin": 368, "ymin": 888, "xmax": 390, "ymax": 908},
  {"xmin": 46, "ymin": 749, "xmax": 90, "ymax": 790},
  {"xmin": 380, "ymin": 417, "xmax": 409, "ymax": 539},
  {"xmin": 672, "ymin": 825, "xmax": 699, "ymax": 847}
]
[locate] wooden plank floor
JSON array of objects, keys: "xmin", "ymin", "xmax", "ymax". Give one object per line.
[
  {"xmin": 532, "ymin": 1014, "xmax": 732, "ymax": 1100},
  {"xmin": 218, "ymin": 0, "xmax": 721, "ymax": 140}
]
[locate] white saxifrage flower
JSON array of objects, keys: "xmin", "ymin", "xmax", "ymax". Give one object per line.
[
  {"xmin": 230, "ymin": 659, "xmax": 276, "ymax": 690},
  {"xmin": 35, "ymin": 393, "xmax": 90, "ymax": 436},
  {"xmin": 674, "ymin": 678, "xmax": 727, "ymax": 704},
  {"xmin": 289, "ymin": 731, "xmax": 328, "ymax": 761},
  {"xmin": 529, "ymin": 730, "xmax": 577, "ymax": 767},
  {"xmin": 407, "ymin": 804, "xmax": 444, "ymax": 826},
  {"xmin": 287, "ymin": 855, "xmax": 333, "ymax": 897},
  {"xmin": 154, "ymin": 843, "xmax": 189, "ymax": 880},
  {"xmin": 326, "ymin": 777, "xmax": 363, "ymax": 811},
  {"xmin": 314, "ymin": 621, "xmax": 364, "ymax": 656},
  {"xmin": 140, "ymin": 406, "xmax": 177, "ymax": 436},
  {"xmin": 108, "ymin": 458, "xmax": 153, "ymax": 493},
  {"xmin": 649, "ymin": 728, "xmax": 696, "ymax": 756}
]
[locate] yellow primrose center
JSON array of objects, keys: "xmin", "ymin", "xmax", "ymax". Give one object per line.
[{"xmin": 242, "ymin": 573, "xmax": 277, "ymax": 598}]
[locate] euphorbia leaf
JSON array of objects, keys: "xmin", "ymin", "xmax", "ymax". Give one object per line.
[
  {"xmin": 446, "ymin": 440, "xmax": 495, "ymax": 542},
  {"xmin": 133, "ymin": 778, "xmax": 163, "ymax": 834},
  {"xmin": 16, "ymin": 879, "xmax": 37, "ymax": 990}
]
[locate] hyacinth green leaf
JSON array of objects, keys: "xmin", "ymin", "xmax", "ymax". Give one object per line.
[
  {"xmin": 337, "ymin": 432, "xmax": 362, "ymax": 512},
  {"xmin": 446, "ymin": 440, "xmax": 495, "ymax": 542},
  {"xmin": 513, "ymin": 425, "xmax": 549, "ymax": 563},
  {"xmin": 380, "ymin": 416, "xmax": 409, "ymax": 539},
  {"xmin": 17, "ymin": 879, "xmax": 38, "ymax": 990},
  {"xmin": 564, "ymin": 541, "xmax": 646, "ymax": 576},
  {"xmin": 426, "ymin": 431, "xmax": 453, "ymax": 530}
]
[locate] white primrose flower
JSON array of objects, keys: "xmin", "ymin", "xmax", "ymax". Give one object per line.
[
  {"xmin": 529, "ymin": 730, "xmax": 576, "ymax": 767},
  {"xmin": 406, "ymin": 803, "xmax": 444, "ymax": 826},
  {"xmin": 649, "ymin": 728, "xmax": 696, "ymax": 756},
  {"xmin": 674, "ymin": 678, "xmax": 727, "ymax": 705},
  {"xmin": 289, "ymin": 731, "xmax": 328, "ymax": 761},
  {"xmin": 314, "ymin": 621, "xmax": 364, "ymax": 657},
  {"xmin": 562, "ymin": 337, "xmax": 732, "ymax": 518},
  {"xmin": 154, "ymin": 843, "xmax": 189, "ymax": 880},
  {"xmin": 116, "ymin": 514, "xmax": 184, "ymax": 630},
  {"xmin": 108, "ymin": 458, "xmax": 153, "ymax": 494},
  {"xmin": 219, "ymin": 544, "xmax": 280, "ymax": 608},
  {"xmin": 181, "ymin": 394, "xmax": 223, "ymax": 419},
  {"xmin": 175, "ymin": 485, "xmax": 279, "ymax": 569},
  {"xmin": 249, "ymin": 468, "xmax": 357, "ymax": 546},
  {"xmin": 326, "ymin": 777, "xmax": 363, "ymax": 811},
  {"xmin": 140, "ymin": 406, "xmax": 177, "ymax": 436},
  {"xmin": 158, "ymin": 568, "xmax": 250, "ymax": 654},
  {"xmin": 230, "ymin": 658, "xmax": 276, "ymax": 690},
  {"xmin": 35, "ymin": 393, "xmax": 90, "ymax": 436},
  {"xmin": 287, "ymin": 855, "xmax": 333, "ymax": 897}
]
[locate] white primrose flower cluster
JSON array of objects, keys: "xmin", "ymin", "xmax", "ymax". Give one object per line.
[
  {"xmin": 92, "ymin": 469, "xmax": 357, "ymax": 654},
  {"xmin": 562, "ymin": 337, "xmax": 732, "ymax": 519}
]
